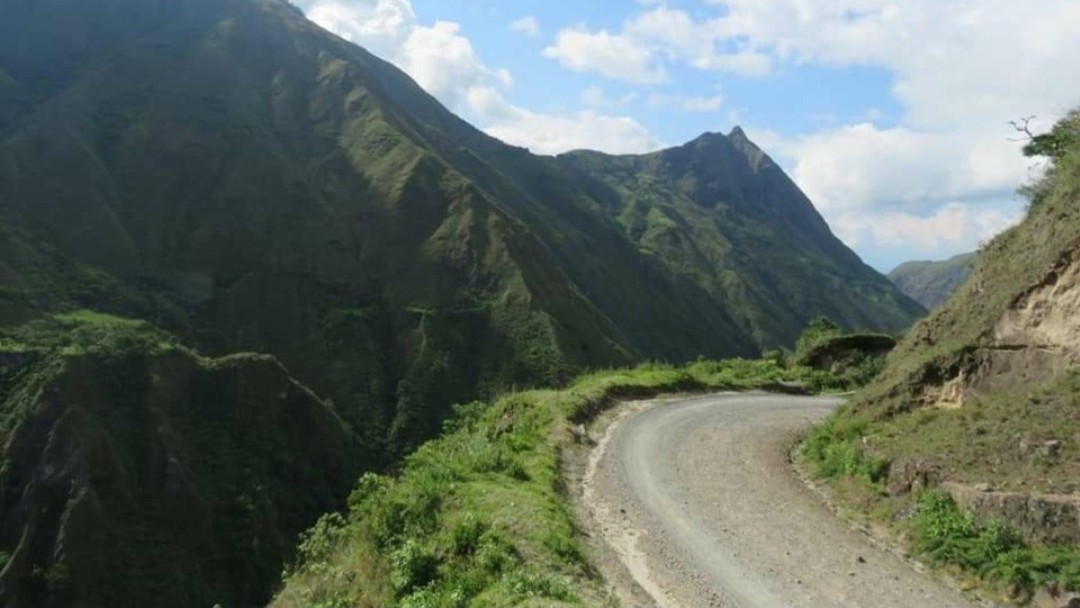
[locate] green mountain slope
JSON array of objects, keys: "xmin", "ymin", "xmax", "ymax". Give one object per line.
[
  {"xmin": 0, "ymin": 315, "xmax": 356, "ymax": 607},
  {"xmin": 843, "ymin": 122, "xmax": 1080, "ymax": 489},
  {"xmin": 558, "ymin": 128, "xmax": 925, "ymax": 346},
  {"xmin": 887, "ymin": 252, "xmax": 976, "ymax": 309},
  {"xmin": 0, "ymin": 0, "xmax": 919, "ymax": 376},
  {"xmin": 0, "ymin": 0, "xmax": 925, "ymax": 603}
]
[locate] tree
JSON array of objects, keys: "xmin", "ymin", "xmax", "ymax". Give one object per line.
[{"xmin": 1010, "ymin": 112, "xmax": 1080, "ymax": 161}]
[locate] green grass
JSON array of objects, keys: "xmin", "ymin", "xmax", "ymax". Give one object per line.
[
  {"xmin": 0, "ymin": 310, "xmax": 181, "ymax": 358},
  {"xmin": 52, "ymin": 309, "xmax": 146, "ymax": 327},
  {"xmin": 869, "ymin": 373, "xmax": 1080, "ymax": 494},
  {"xmin": 274, "ymin": 358, "xmax": 841, "ymax": 608},
  {"xmin": 911, "ymin": 491, "xmax": 1080, "ymax": 596},
  {"xmin": 801, "ymin": 408, "xmax": 888, "ymax": 485},
  {"xmin": 0, "ymin": 338, "xmax": 30, "ymax": 353}
]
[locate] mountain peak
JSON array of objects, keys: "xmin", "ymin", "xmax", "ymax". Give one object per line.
[{"xmin": 685, "ymin": 126, "xmax": 753, "ymax": 149}]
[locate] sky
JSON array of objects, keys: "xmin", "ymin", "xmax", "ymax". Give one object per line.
[{"xmin": 291, "ymin": 0, "xmax": 1080, "ymax": 271}]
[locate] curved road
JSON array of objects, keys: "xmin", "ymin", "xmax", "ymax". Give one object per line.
[{"xmin": 585, "ymin": 394, "xmax": 979, "ymax": 608}]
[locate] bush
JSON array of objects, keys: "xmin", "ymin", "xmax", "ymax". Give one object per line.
[
  {"xmin": 391, "ymin": 540, "xmax": 439, "ymax": 596},
  {"xmin": 802, "ymin": 412, "xmax": 888, "ymax": 483}
]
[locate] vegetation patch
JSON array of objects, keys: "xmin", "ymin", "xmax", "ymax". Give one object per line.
[
  {"xmin": 911, "ymin": 491, "xmax": 1080, "ymax": 598},
  {"xmin": 0, "ymin": 309, "xmax": 181, "ymax": 357},
  {"xmin": 274, "ymin": 357, "xmax": 849, "ymax": 607}
]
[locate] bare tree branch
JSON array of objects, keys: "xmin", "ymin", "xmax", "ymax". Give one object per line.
[{"xmin": 1008, "ymin": 115, "xmax": 1037, "ymax": 141}]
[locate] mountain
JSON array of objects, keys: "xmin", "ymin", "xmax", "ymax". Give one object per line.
[
  {"xmin": 0, "ymin": 0, "xmax": 924, "ymax": 603},
  {"xmin": 887, "ymin": 252, "xmax": 976, "ymax": 309},
  {"xmin": 558, "ymin": 128, "xmax": 924, "ymax": 345}
]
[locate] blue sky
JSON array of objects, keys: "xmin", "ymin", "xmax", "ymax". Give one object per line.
[{"xmin": 293, "ymin": 0, "xmax": 1080, "ymax": 271}]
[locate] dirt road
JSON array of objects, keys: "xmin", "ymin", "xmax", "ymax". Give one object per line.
[{"xmin": 583, "ymin": 393, "xmax": 980, "ymax": 608}]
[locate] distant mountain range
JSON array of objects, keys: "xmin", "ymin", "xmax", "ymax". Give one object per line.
[
  {"xmin": 0, "ymin": 0, "xmax": 923, "ymax": 604},
  {"xmin": 888, "ymin": 252, "xmax": 976, "ymax": 309}
]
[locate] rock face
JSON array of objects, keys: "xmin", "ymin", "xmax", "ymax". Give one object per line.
[
  {"xmin": 888, "ymin": 253, "xmax": 976, "ymax": 310},
  {"xmin": 943, "ymin": 482, "xmax": 1080, "ymax": 545},
  {"xmin": 993, "ymin": 247, "xmax": 1080, "ymax": 357},
  {"xmin": 0, "ymin": 342, "xmax": 355, "ymax": 608},
  {"xmin": 915, "ymin": 245, "xmax": 1080, "ymax": 410}
]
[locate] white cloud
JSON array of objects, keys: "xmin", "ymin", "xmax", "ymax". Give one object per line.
[
  {"xmin": 705, "ymin": 0, "xmax": 1080, "ymax": 261},
  {"xmin": 297, "ymin": 1, "xmax": 660, "ymax": 155},
  {"xmin": 510, "ymin": 16, "xmax": 540, "ymax": 38},
  {"xmin": 753, "ymin": 121, "xmax": 1033, "ymax": 256},
  {"xmin": 543, "ymin": 26, "xmax": 669, "ymax": 84},
  {"xmin": 703, "ymin": 0, "xmax": 1080, "ymax": 130},
  {"xmin": 778, "ymin": 124, "xmax": 1028, "ymax": 215},
  {"xmin": 468, "ymin": 88, "xmax": 660, "ymax": 155},
  {"xmin": 302, "ymin": 0, "xmax": 415, "ymax": 58},
  {"xmin": 299, "ymin": 1, "xmax": 509, "ymax": 111},
  {"xmin": 648, "ymin": 93, "xmax": 725, "ymax": 112},
  {"xmin": 831, "ymin": 202, "xmax": 1021, "ymax": 255},
  {"xmin": 624, "ymin": 7, "xmax": 773, "ymax": 76},
  {"xmin": 543, "ymin": 6, "xmax": 776, "ymax": 82},
  {"xmin": 581, "ymin": 86, "xmax": 639, "ymax": 110},
  {"xmin": 397, "ymin": 21, "xmax": 512, "ymax": 108}
]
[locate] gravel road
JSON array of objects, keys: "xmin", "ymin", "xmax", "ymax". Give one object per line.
[{"xmin": 583, "ymin": 393, "xmax": 980, "ymax": 608}]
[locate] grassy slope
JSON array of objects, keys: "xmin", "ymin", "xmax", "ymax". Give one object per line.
[
  {"xmin": 802, "ymin": 116, "xmax": 1080, "ymax": 599},
  {"xmin": 273, "ymin": 359, "xmax": 846, "ymax": 608},
  {"xmin": 887, "ymin": 252, "xmax": 977, "ymax": 310}
]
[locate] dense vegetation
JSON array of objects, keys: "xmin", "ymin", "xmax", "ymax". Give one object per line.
[
  {"xmin": 802, "ymin": 110, "xmax": 1080, "ymax": 601},
  {"xmin": 888, "ymin": 252, "xmax": 976, "ymax": 309}
]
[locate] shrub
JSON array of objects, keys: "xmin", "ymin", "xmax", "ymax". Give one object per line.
[
  {"xmin": 802, "ymin": 412, "xmax": 887, "ymax": 483},
  {"xmin": 391, "ymin": 540, "xmax": 439, "ymax": 596}
]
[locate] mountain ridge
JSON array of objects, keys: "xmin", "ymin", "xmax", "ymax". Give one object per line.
[{"xmin": 888, "ymin": 252, "xmax": 976, "ymax": 309}]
